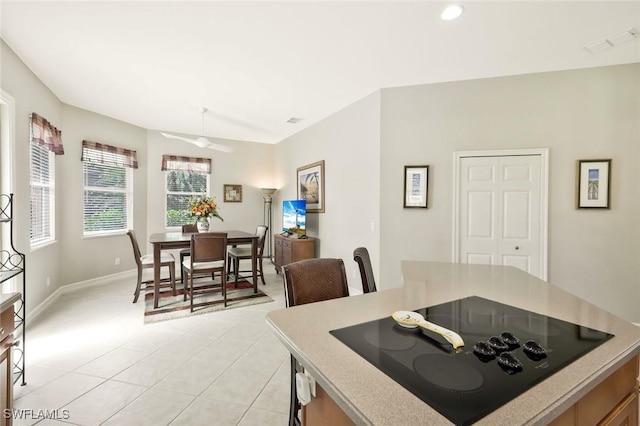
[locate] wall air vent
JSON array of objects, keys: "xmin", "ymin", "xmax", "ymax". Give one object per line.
[{"xmin": 585, "ymin": 27, "xmax": 639, "ymax": 53}]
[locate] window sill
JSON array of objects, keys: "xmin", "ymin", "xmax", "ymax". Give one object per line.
[
  {"xmin": 30, "ymin": 239, "xmax": 58, "ymax": 252},
  {"xmin": 82, "ymin": 231, "xmax": 127, "ymax": 240}
]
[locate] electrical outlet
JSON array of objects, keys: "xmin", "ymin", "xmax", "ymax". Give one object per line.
[{"xmin": 115, "ymin": 257, "xmax": 120, "ymax": 266}]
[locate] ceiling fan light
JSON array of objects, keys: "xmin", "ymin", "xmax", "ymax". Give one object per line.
[
  {"xmin": 441, "ymin": 4, "xmax": 464, "ymax": 20},
  {"xmin": 194, "ymin": 137, "xmax": 210, "ymax": 148}
]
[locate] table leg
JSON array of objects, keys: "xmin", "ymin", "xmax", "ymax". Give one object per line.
[{"xmin": 153, "ymin": 243, "xmax": 161, "ymax": 309}]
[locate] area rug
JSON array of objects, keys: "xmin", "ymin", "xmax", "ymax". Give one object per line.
[{"xmin": 143, "ymin": 277, "xmax": 273, "ymax": 323}]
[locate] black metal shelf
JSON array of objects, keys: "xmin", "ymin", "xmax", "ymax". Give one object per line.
[{"xmin": 0, "ymin": 194, "xmax": 26, "ymax": 386}]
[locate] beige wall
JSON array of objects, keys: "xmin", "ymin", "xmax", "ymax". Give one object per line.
[
  {"xmin": 1, "ymin": 40, "xmax": 276, "ymax": 313},
  {"xmin": 58, "ymin": 105, "xmax": 148, "ymax": 284},
  {"xmin": 379, "ymin": 64, "xmax": 640, "ymax": 321},
  {"xmin": 144, "ymin": 130, "xmax": 276, "ymax": 256},
  {"xmin": 1, "ymin": 40, "xmax": 63, "ymax": 310},
  {"xmin": 3, "ymin": 35, "xmax": 639, "ymax": 322},
  {"xmin": 274, "ymin": 92, "xmax": 381, "ymax": 293}
]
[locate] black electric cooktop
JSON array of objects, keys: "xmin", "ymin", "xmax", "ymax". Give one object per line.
[{"xmin": 330, "ymin": 296, "xmax": 613, "ymax": 426}]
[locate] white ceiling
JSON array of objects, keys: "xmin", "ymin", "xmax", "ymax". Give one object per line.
[{"xmin": 1, "ymin": 1, "xmax": 639, "ymax": 144}]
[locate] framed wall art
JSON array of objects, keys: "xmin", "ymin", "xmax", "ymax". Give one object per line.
[
  {"xmin": 223, "ymin": 184, "xmax": 243, "ymax": 203},
  {"xmin": 404, "ymin": 165, "xmax": 429, "ymax": 208},
  {"xmin": 297, "ymin": 160, "xmax": 325, "ymax": 213},
  {"xmin": 577, "ymin": 159, "xmax": 611, "ymax": 209}
]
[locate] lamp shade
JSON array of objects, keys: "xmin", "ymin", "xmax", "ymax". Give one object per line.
[{"xmin": 261, "ymin": 188, "xmax": 278, "ymax": 200}]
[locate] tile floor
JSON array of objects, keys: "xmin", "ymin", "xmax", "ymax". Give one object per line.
[{"xmin": 13, "ymin": 268, "xmax": 291, "ymax": 426}]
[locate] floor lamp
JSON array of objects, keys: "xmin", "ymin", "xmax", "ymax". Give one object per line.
[{"xmin": 261, "ymin": 188, "xmax": 277, "ymax": 262}]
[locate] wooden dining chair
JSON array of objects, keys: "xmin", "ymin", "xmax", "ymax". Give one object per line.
[
  {"xmin": 282, "ymin": 258, "xmax": 350, "ymax": 426},
  {"xmin": 353, "ymin": 246, "xmax": 377, "ymax": 294},
  {"xmin": 180, "ymin": 223, "xmax": 199, "ymax": 284},
  {"xmin": 227, "ymin": 225, "xmax": 268, "ymax": 286},
  {"xmin": 182, "ymin": 232, "xmax": 228, "ymax": 312},
  {"xmin": 126, "ymin": 230, "xmax": 176, "ymax": 303}
]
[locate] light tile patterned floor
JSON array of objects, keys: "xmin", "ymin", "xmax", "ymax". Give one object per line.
[{"xmin": 13, "ymin": 268, "xmax": 290, "ymax": 426}]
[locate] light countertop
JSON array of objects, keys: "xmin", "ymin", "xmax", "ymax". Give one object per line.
[{"xmin": 265, "ymin": 261, "xmax": 640, "ymax": 425}]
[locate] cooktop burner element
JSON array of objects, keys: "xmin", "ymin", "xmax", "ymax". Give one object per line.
[{"xmin": 330, "ymin": 296, "xmax": 614, "ymax": 426}]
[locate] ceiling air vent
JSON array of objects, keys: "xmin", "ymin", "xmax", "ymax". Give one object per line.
[{"xmin": 585, "ymin": 27, "xmax": 639, "ymax": 53}]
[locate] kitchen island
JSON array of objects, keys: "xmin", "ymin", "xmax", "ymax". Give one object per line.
[{"xmin": 265, "ymin": 262, "xmax": 640, "ymax": 425}]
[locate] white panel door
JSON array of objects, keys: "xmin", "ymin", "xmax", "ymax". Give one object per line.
[{"xmin": 458, "ymin": 154, "xmax": 543, "ymax": 278}]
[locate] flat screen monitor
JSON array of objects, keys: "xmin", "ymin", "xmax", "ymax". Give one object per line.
[{"xmin": 283, "ymin": 200, "xmax": 306, "ymax": 236}]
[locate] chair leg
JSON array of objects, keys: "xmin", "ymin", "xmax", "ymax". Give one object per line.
[
  {"xmin": 169, "ymin": 264, "xmax": 176, "ymax": 296},
  {"xmin": 133, "ymin": 267, "xmax": 143, "ymax": 303},
  {"xmin": 190, "ymin": 274, "xmax": 194, "ymax": 312},
  {"xmin": 259, "ymin": 257, "xmax": 266, "ymax": 286},
  {"xmin": 234, "ymin": 258, "xmax": 239, "ymax": 287},
  {"xmin": 180, "ymin": 253, "xmax": 186, "ymax": 284},
  {"xmin": 183, "ymin": 270, "xmax": 189, "ymax": 302},
  {"xmin": 222, "ymin": 269, "xmax": 227, "ymax": 307}
]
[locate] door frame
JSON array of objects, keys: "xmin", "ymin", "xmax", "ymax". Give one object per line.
[{"xmin": 452, "ymin": 148, "xmax": 549, "ymax": 281}]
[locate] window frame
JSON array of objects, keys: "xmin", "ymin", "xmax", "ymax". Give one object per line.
[{"xmin": 82, "ymin": 161, "xmax": 134, "ymax": 237}]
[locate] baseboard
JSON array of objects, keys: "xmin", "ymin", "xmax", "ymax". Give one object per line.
[{"xmin": 28, "ymin": 269, "xmax": 136, "ymax": 326}]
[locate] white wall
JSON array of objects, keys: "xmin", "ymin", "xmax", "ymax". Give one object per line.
[
  {"xmin": 3, "ymin": 34, "xmax": 639, "ymax": 322},
  {"xmin": 1, "ymin": 40, "xmax": 63, "ymax": 309},
  {"xmin": 379, "ymin": 63, "xmax": 640, "ymax": 322},
  {"xmin": 274, "ymin": 92, "xmax": 381, "ymax": 293},
  {"xmin": 1, "ymin": 39, "xmax": 276, "ymax": 312},
  {"xmin": 144, "ymin": 130, "xmax": 276, "ymax": 255},
  {"xmin": 58, "ymin": 104, "xmax": 148, "ymax": 284}
]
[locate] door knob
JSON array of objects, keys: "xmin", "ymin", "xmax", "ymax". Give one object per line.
[{"xmin": 515, "ymin": 246, "xmax": 520, "ymax": 250}]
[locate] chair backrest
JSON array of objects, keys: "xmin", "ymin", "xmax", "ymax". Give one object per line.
[
  {"xmin": 256, "ymin": 225, "xmax": 268, "ymax": 257},
  {"xmin": 353, "ymin": 247, "xmax": 377, "ymax": 294},
  {"xmin": 283, "ymin": 258, "xmax": 349, "ymax": 307},
  {"xmin": 182, "ymin": 224, "xmax": 198, "ymax": 233},
  {"xmin": 126, "ymin": 230, "xmax": 142, "ymax": 266},
  {"xmin": 190, "ymin": 232, "xmax": 227, "ymax": 264}
]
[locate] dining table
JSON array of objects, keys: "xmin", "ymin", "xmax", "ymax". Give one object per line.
[{"xmin": 149, "ymin": 230, "xmax": 259, "ymax": 309}]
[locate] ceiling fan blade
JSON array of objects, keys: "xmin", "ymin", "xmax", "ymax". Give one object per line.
[
  {"xmin": 206, "ymin": 143, "xmax": 234, "ymax": 153},
  {"xmin": 162, "ymin": 132, "xmax": 232, "ymax": 153},
  {"xmin": 160, "ymin": 132, "xmax": 197, "ymax": 144}
]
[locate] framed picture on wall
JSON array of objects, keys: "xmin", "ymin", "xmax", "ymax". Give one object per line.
[
  {"xmin": 577, "ymin": 159, "xmax": 611, "ymax": 209},
  {"xmin": 297, "ymin": 160, "xmax": 325, "ymax": 213},
  {"xmin": 404, "ymin": 165, "xmax": 428, "ymax": 208},
  {"xmin": 223, "ymin": 184, "xmax": 243, "ymax": 203}
]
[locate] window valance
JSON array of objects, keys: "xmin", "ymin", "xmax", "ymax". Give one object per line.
[
  {"xmin": 161, "ymin": 155, "xmax": 211, "ymax": 175},
  {"xmin": 30, "ymin": 112, "xmax": 64, "ymax": 155},
  {"xmin": 82, "ymin": 140, "xmax": 138, "ymax": 169}
]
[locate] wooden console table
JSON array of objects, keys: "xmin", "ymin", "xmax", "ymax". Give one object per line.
[{"xmin": 274, "ymin": 234, "xmax": 316, "ymax": 273}]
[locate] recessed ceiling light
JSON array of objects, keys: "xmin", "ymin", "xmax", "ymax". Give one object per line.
[{"xmin": 441, "ymin": 4, "xmax": 464, "ymax": 21}]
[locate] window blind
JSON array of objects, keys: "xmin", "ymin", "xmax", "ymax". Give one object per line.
[
  {"xmin": 30, "ymin": 141, "xmax": 54, "ymax": 245},
  {"xmin": 163, "ymin": 156, "xmax": 210, "ymax": 227}
]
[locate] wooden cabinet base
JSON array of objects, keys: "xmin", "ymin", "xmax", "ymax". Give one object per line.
[
  {"xmin": 549, "ymin": 355, "xmax": 639, "ymax": 426},
  {"xmin": 302, "ymin": 384, "xmax": 354, "ymax": 426},
  {"xmin": 274, "ymin": 235, "xmax": 316, "ymax": 274},
  {"xmin": 304, "ymin": 356, "xmax": 639, "ymax": 426}
]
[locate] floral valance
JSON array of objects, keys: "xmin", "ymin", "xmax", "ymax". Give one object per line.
[
  {"xmin": 81, "ymin": 140, "xmax": 138, "ymax": 169},
  {"xmin": 161, "ymin": 155, "xmax": 211, "ymax": 175},
  {"xmin": 30, "ymin": 112, "xmax": 64, "ymax": 155}
]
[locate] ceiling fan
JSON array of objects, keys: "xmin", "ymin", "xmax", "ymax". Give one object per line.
[{"xmin": 161, "ymin": 107, "xmax": 233, "ymax": 153}]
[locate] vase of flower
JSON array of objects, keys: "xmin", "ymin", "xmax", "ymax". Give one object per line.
[
  {"xmin": 187, "ymin": 194, "xmax": 224, "ymax": 232},
  {"xmin": 196, "ymin": 218, "xmax": 210, "ymax": 233}
]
